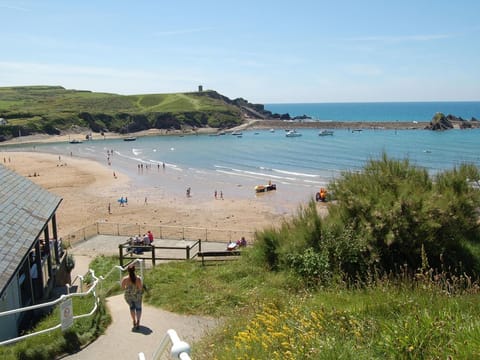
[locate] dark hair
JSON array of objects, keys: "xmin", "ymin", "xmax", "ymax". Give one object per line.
[{"xmin": 127, "ymin": 264, "xmax": 136, "ymax": 284}]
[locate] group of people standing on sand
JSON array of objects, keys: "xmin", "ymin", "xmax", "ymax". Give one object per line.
[
  {"xmin": 214, "ymin": 189, "xmax": 224, "ymax": 200},
  {"xmin": 137, "ymin": 162, "xmax": 166, "ymax": 171}
]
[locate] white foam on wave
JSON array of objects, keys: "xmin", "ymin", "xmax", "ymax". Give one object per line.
[
  {"xmin": 272, "ymin": 168, "xmax": 319, "ymax": 178},
  {"xmin": 148, "ymin": 159, "xmax": 181, "ymax": 171},
  {"xmin": 215, "ymin": 164, "xmax": 298, "ymax": 181},
  {"xmin": 215, "ymin": 169, "xmax": 267, "ymax": 180},
  {"xmin": 132, "ymin": 148, "xmax": 143, "ymax": 156},
  {"xmin": 114, "ymin": 150, "xmax": 148, "ymax": 164}
]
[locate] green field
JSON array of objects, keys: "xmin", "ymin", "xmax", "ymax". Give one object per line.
[{"xmin": 0, "ymin": 86, "xmax": 243, "ymax": 139}]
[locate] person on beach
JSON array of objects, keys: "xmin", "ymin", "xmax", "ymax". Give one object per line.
[
  {"xmin": 214, "ymin": 190, "xmax": 217, "ymax": 199},
  {"xmin": 147, "ymin": 230, "xmax": 154, "ymax": 244},
  {"xmin": 121, "ymin": 264, "xmax": 143, "ymax": 330}
]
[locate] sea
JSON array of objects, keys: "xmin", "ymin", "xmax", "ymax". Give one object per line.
[{"xmin": 3, "ymin": 101, "xmax": 480, "ymax": 208}]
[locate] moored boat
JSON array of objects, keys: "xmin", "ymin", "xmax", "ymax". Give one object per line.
[
  {"xmin": 285, "ymin": 130, "xmax": 302, "ymax": 137},
  {"xmin": 318, "ymin": 130, "xmax": 334, "ymax": 136},
  {"xmin": 123, "ymin": 136, "xmax": 137, "ymax": 141},
  {"xmin": 69, "ymin": 139, "xmax": 82, "ymax": 144}
]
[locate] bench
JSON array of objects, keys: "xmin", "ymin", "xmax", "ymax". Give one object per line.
[{"xmin": 197, "ymin": 250, "xmax": 241, "ymax": 265}]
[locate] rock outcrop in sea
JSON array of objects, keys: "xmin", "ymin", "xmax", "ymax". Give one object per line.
[{"xmin": 425, "ymin": 112, "xmax": 479, "ymax": 130}]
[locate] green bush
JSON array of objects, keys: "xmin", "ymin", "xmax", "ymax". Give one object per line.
[
  {"xmin": 328, "ymin": 154, "xmax": 480, "ymax": 275},
  {"xmin": 254, "ymin": 154, "xmax": 480, "ymax": 283}
]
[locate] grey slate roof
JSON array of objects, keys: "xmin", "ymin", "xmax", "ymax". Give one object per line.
[{"xmin": 0, "ymin": 164, "xmax": 62, "ymax": 296}]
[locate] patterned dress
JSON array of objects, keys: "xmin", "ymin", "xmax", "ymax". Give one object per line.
[{"xmin": 124, "ymin": 279, "xmax": 143, "ymax": 306}]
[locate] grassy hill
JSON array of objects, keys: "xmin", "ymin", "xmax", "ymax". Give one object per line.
[{"xmin": 0, "ymin": 86, "xmax": 244, "ymax": 140}]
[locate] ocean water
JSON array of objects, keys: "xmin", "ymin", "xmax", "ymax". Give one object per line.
[
  {"xmin": 5, "ymin": 127, "xmax": 480, "ymax": 207},
  {"xmin": 265, "ymin": 101, "xmax": 480, "ymax": 122}
]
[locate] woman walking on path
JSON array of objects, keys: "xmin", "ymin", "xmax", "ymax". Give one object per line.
[{"xmin": 121, "ymin": 264, "xmax": 144, "ymax": 330}]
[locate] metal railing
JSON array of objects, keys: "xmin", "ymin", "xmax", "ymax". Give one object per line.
[
  {"xmin": 0, "ymin": 258, "xmax": 145, "ymax": 347},
  {"xmin": 1, "ymin": 259, "xmax": 195, "ymax": 359},
  {"xmin": 0, "ymin": 269, "xmax": 101, "ymax": 346},
  {"xmin": 139, "ymin": 328, "xmax": 191, "ymax": 360}
]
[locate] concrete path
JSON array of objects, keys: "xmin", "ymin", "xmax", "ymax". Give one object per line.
[
  {"xmin": 62, "ymin": 294, "xmax": 218, "ymax": 359},
  {"xmin": 61, "ymin": 235, "xmax": 226, "ymax": 359}
]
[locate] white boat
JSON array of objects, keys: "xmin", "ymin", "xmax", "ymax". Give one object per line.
[
  {"xmin": 69, "ymin": 139, "xmax": 82, "ymax": 144},
  {"xmin": 285, "ymin": 130, "xmax": 302, "ymax": 137},
  {"xmin": 270, "ymin": 128, "xmax": 275, "ymax": 133},
  {"xmin": 231, "ymin": 131, "xmax": 243, "ymax": 136},
  {"xmin": 318, "ymin": 130, "xmax": 334, "ymax": 136},
  {"xmin": 123, "ymin": 136, "xmax": 137, "ymax": 141}
]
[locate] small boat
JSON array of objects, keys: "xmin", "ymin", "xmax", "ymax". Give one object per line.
[
  {"xmin": 318, "ymin": 130, "xmax": 334, "ymax": 136},
  {"xmin": 255, "ymin": 183, "xmax": 277, "ymax": 193},
  {"xmin": 285, "ymin": 130, "xmax": 302, "ymax": 137},
  {"xmin": 270, "ymin": 129, "xmax": 275, "ymax": 133},
  {"xmin": 69, "ymin": 139, "xmax": 82, "ymax": 144},
  {"xmin": 123, "ymin": 136, "xmax": 137, "ymax": 141},
  {"xmin": 231, "ymin": 131, "xmax": 243, "ymax": 136},
  {"xmin": 352, "ymin": 129, "xmax": 363, "ymax": 133}
]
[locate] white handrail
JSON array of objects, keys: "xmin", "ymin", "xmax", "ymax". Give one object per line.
[
  {"xmin": 114, "ymin": 258, "xmax": 144, "ymax": 282},
  {"xmin": 0, "ymin": 269, "xmax": 100, "ymax": 346},
  {"xmin": 142, "ymin": 328, "xmax": 191, "ymax": 360}
]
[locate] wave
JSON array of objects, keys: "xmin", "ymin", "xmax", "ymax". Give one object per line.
[
  {"xmin": 114, "ymin": 150, "xmax": 149, "ymax": 164},
  {"xmin": 147, "ymin": 159, "xmax": 182, "ymax": 171},
  {"xmin": 272, "ymin": 168, "xmax": 319, "ymax": 178}
]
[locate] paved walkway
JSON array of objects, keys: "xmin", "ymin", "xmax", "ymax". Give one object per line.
[
  {"xmin": 61, "ymin": 235, "xmax": 227, "ymax": 359},
  {"xmin": 62, "ymin": 294, "xmax": 218, "ymax": 359}
]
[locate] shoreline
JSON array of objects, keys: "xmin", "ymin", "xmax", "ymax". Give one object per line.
[
  {"xmin": 0, "ymin": 119, "xmax": 468, "ymax": 147},
  {"xmin": 1, "ymin": 151, "xmax": 326, "ymax": 238}
]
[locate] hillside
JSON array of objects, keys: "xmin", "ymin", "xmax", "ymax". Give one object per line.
[{"xmin": 0, "ymin": 86, "xmax": 263, "ymax": 141}]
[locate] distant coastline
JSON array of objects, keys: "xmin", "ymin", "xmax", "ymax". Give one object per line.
[
  {"xmin": 2, "ymin": 118, "xmax": 479, "ymax": 147},
  {"xmin": 234, "ymin": 118, "xmax": 480, "ymax": 131}
]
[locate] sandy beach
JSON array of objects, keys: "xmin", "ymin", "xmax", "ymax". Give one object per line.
[{"xmin": 1, "ymin": 150, "xmax": 327, "ymax": 240}]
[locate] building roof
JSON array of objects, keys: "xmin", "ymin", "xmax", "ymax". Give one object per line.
[{"xmin": 0, "ymin": 164, "xmax": 62, "ymax": 295}]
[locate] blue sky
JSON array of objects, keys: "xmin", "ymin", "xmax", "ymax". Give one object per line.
[{"xmin": 1, "ymin": 0, "xmax": 479, "ymax": 103}]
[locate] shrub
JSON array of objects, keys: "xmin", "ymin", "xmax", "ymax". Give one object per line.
[
  {"xmin": 254, "ymin": 154, "xmax": 480, "ymax": 283},
  {"xmin": 328, "ymin": 154, "xmax": 480, "ymax": 274}
]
